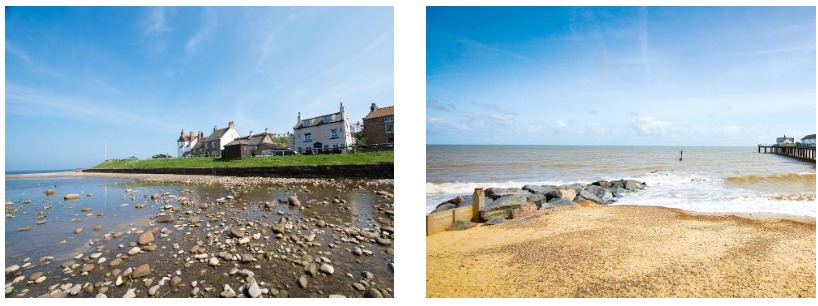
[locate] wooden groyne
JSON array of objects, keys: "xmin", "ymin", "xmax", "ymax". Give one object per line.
[{"xmin": 758, "ymin": 145, "xmax": 816, "ymax": 162}]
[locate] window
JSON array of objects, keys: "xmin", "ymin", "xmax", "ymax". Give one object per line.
[
  {"xmin": 384, "ymin": 116, "xmax": 393, "ymax": 122},
  {"xmin": 302, "ymin": 119, "xmax": 311, "ymax": 127},
  {"xmin": 331, "ymin": 129, "xmax": 338, "ymax": 139},
  {"xmin": 304, "ymin": 133, "xmax": 312, "ymax": 142},
  {"xmin": 387, "ymin": 136, "xmax": 393, "ymax": 143},
  {"xmin": 385, "ymin": 123, "xmax": 393, "ymax": 133},
  {"xmin": 323, "ymin": 115, "xmax": 332, "ymax": 123}
]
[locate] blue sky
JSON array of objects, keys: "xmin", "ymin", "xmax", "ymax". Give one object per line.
[
  {"xmin": 427, "ymin": 6, "xmax": 816, "ymax": 146},
  {"xmin": 5, "ymin": 6, "xmax": 393, "ymax": 171}
]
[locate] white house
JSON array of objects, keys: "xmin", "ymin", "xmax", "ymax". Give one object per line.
[
  {"xmin": 776, "ymin": 134, "xmax": 795, "ymax": 146},
  {"xmin": 801, "ymin": 134, "xmax": 815, "ymax": 146},
  {"xmin": 292, "ymin": 103, "xmax": 354, "ymax": 154},
  {"xmin": 176, "ymin": 129, "xmax": 200, "ymax": 157},
  {"xmin": 190, "ymin": 121, "xmax": 241, "ymax": 157}
]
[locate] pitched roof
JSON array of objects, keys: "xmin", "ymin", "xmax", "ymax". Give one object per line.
[
  {"xmin": 178, "ymin": 134, "xmax": 198, "ymax": 142},
  {"xmin": 224, "ymin": 133, "xmax": 273, "ymax": 147},
  {"xmin": 204, "ymin": 128, "xmax": 231, "ymax": 142},
  {"xmin": 802, "ymin": 134, "xmax": 816, "ymax": 140},
  {"xmin": 363, "ymin": 105, "xmax": 394, "ymax": 120},
  {"xmin": 294, "ymin": 112, "xmax": 346, "ymax": 129}
]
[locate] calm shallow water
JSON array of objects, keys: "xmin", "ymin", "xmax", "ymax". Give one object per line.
[
  {"xmin": 6, "ymin": 176, "xmax": 394, "ymax": 298},
  {"xmin": 427, "ymin": 145, "xmax": 816, "ymax": 216}
]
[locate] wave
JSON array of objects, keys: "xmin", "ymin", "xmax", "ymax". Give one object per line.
[
  {"xmin": 629, "ymin": 171, "xmax": 716, "ymax": 186},
  {"xmin": 724, "ymin": 173, "xmax": 816, "ymax": 192}
]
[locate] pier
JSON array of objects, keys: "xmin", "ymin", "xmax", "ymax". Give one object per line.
[{"xmin": 758, "ymin": 144, "xmax": 816, "ymax": 162}]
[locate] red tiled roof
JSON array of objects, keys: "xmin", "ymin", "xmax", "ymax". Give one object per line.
[{"xmin": 363, "ymin": 106, "xmax": 393, "ymax": 120}]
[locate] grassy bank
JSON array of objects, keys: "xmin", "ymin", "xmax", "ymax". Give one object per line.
[{"xmin": 92, "ymin": 151, "xmax": 393, "ymax": 169}]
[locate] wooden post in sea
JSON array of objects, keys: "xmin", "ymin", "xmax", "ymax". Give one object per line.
[{"xmin": 472, "ymin": 188, "xmax": 485, "ymax": 223}]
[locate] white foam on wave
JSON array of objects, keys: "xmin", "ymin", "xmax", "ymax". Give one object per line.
[
  {"xmin": 427, "ymin": 171, "xmax": 817, "ymax": 216},
  {"xmin": 613, "ymin": 196, "xmax": 816, "ymax": 217}
]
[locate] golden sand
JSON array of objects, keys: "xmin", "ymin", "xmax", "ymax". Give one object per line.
[{"xmin": 426, "ymin": 204, "xmax": 816, "ymax": 298}]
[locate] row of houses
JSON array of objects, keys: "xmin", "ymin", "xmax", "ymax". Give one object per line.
[
  {"xmin": 775, "ymin": 134, "xmax": 815, "ymax": 147},
  {"xmin": 176, "ymin": 102, "xmax": 394, "ymax": 159}
]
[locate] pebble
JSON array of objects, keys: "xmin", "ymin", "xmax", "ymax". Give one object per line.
[
  {"xmin": 138, "ymin": 231, "xmax": 154, "ymax": 245},
  {"xmin": 123, "ymin": 288, "xmax": 136, "ymax": 298},
  {"xmin": 128, "ymin": 247, "xmax": 141, "ymax": 255},
  {"xmin": 81, "ymin": 264, "xmax": 95, "ymax": 273},
  {"xmin": 109, "ymin": 258, "xmax": 123, "ymax": 267},
  {"xmin": 149, "ymin": 285, "xmax": 160, "ymax": 296},
  {"xmin": 298, "ymin": 275, "xmax": 308, "ymax": 289},
  {"xmin": 220, "ymin": 284, "xmax": 236, "ymax": 298},
  {"xmin": 133, "ymin": 264, "xmax": 151, "ymax": 278},
  {"xmin": 365, "ymin": 288, "xmax": 384, "ymax": 298},
  {"xmin": 247, "ymin": 281, "xmax": 261, "ymax": 298},
  {"xmin": 319, "ymin": 263, "xmax": 335, "ymax": 275}
]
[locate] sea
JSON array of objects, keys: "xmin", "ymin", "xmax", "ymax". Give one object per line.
[{"xmin": 426, "ymin": 145, "xmax": 817, "ymax": 217}]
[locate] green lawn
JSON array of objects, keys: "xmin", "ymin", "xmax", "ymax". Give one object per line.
[{"xmin": 91, "ymin": 151, "xmax": 394, "ymax": 169}]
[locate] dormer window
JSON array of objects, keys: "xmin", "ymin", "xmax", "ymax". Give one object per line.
[
  {"xmin": 323, "ymin": 115, "xmax": 332, "ymax": 123},
  {"xmin": 302, "ymin": 119, "xmax": 311, "ymax": 127}
]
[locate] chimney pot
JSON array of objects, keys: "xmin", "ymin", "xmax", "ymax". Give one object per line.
[{"xmin": 370, "ymin": 103, "xmax": 377, "ymax": 112}]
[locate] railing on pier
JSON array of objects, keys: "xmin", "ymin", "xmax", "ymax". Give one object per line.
[{"xmin": 758, "ymin": 144, "xmax": 816, "ymax": 162}]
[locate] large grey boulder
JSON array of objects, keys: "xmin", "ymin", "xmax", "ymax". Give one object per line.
[
  {"xmin": 483, "ymin": 216, "xmax": 505, "ymax": 226},
  {"xmin": 480, "ymin": 194, "xmax": 528, "ymax": 221},
  {"xmin": 545, "ymin": 188, "xmax": 577, "ymax": 202},
  {"xmin": 611, "ymin": 186, "xmax": 626, "ymax": 197},
  {"xmin": 593, "ymin": 180, "xmax": 612, "ymax": 188},
  {"xmin": 585, "ymin": 185, "xmax": 613, "ymax": 202},
  {"xmin": 578, "ymin": 190, "xmax": 605, "ymax": 204},
  {"xmin": 522, "ymin": 185, "xmax": 556, "ymax": 195},
  {"xmin": 485, "ymin": 187, "xmax": 524, "ymax": 200},
  {"xmin": 430, "ymin": 203, "xmax": 457, "ymax": 214},
  {"xmin": 623, "ymin": 180, "xmax": 645, "ymax": 191},
  {"xmin": 540, "ymin": 198, "xmax": 575, "ymax": 209},
  {"xmin": 526, "ymin": 193, "xmax": 547, "ymax": 206},
  {"xmin": 560, "ymin": 183, "xmax": 585, "ymax": 196}
]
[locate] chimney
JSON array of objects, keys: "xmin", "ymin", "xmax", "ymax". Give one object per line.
[
  {"xmin": 213, "ymin": 125, "xmax": 217, "ymax": 132},
  {"xmin": 370, "ymin": 103, "xmax": 377, "ymax": 112},
  {"xmin": 199, "ymin": 131, "xmax": 204, "ymax": 139},
  {"xmin": 297, "ymin": 112, "xmax": 302, "ymax": 123},
  {"xmin": 180, "ymin": 129, "xmax": 185, "ymax": 136},
  {"xmin": 264, "ymin": 127, "xmax": 268, "ymax": 134},
  {"xmin": 249, "ymin": 130, "xmax": 253, "ymax": 137},
  {"xmin": 339, "ymin": 102, "xmax": 345, "ymax": 114},
  {"xmin": 189, "ymin": 131, "xmax": 193, "ymax": 137},
  {"xmin": 228, "ymin": 121, "xmax": 235, "ymax": 129}
]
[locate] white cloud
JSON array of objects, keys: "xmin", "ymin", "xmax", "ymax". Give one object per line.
[
  {"xmin": 714, "ymin": 125, "xmax": 741, "ymax": 136},
  {"xmin": 552, "ymin": 119, "xmax": 567, "ymax": 131},
  {"xmin": 586, "ymin": 122, "xmax": 606, "ymax": 135},
  {"xmin": 633, "ymin": 116, "xmax": 673, "ymax": 136},
  {"xmin": 490, "ymin": 113, "xmax": 514, "ymax": 125}
]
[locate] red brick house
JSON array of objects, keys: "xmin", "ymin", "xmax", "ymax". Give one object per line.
[{"xmin": 363, "ymin": 103, "xmax": 394, "ymax": 145}]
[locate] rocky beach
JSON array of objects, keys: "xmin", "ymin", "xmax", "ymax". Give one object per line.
[
  {"xmin": 5, "ymin": 172, "xmax": 394, "ymax": 298},
  {"xmin": 426, "ymin": 204, "xmax": 816, "ymax": 298}
]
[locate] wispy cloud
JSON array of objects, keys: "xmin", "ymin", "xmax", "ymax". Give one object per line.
[
  {"xmin": 6, "ymin": 84, "xmax": 176, "ymax": 132},
  {"xmin": 427, "ymin": 98, "xmax": 455, "ymax": 112},
  {"xmin": 185, "ymin": 7, "xmax": 218, "ymax": 59},
  {"xmin": 638, "ymin": 7, "xmax": 651, "ymax": 79},
  {"xmin": 140, "ymin": 7, "xmax": 174, "ymax": 55},
  {"xmin": 632, "ymin": 116, "xmax": 673, "ymax": 136}
]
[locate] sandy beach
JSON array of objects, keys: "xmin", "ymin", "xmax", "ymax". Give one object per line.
[{"xmin": 426, "ymin": 204, "xmax": 816, "ymax": 298}]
